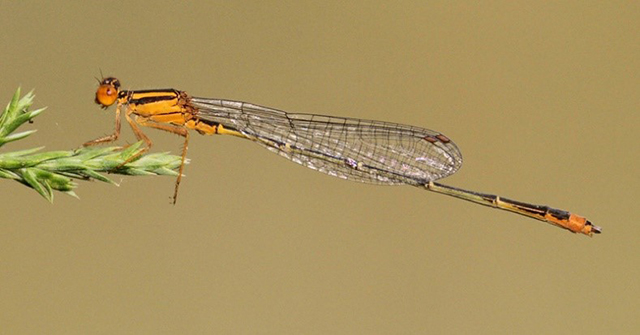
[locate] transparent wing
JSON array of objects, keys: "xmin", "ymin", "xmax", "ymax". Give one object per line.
[{"xmin": 190, "ymin": 97, "xmax": 463, "ymax": 186}]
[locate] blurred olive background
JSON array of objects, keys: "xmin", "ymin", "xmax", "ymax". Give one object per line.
[{"xmin": 0, "ymin": 1, "xmax": 637, "ymax": 334}]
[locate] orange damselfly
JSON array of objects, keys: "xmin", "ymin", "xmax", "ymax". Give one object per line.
[{"xmin": 84, "ymin": 77, "xmax": 600, "ymax": 236}]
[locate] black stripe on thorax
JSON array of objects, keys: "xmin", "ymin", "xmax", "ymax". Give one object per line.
[
  {"xmin": 132, "ymin": 88, "xmax": 178, "ymax": 94},
  {"xmin": 124, "ymin": 89, "xmax": 181, "ymax": 105}
]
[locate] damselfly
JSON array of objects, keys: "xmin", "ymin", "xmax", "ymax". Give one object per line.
[{"xmin": 84, "ymin": 77, "xmax": 600, "ymax": 236}]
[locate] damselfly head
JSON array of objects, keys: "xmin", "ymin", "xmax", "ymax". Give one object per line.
[{"xmin": 95, "ymin": 77, "xmax": 121, "ymax": 109}]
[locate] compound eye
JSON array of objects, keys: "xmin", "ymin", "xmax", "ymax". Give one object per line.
[{"xmin": 94, "ymin": 79, "xmax": 120, "ymax": 108}]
